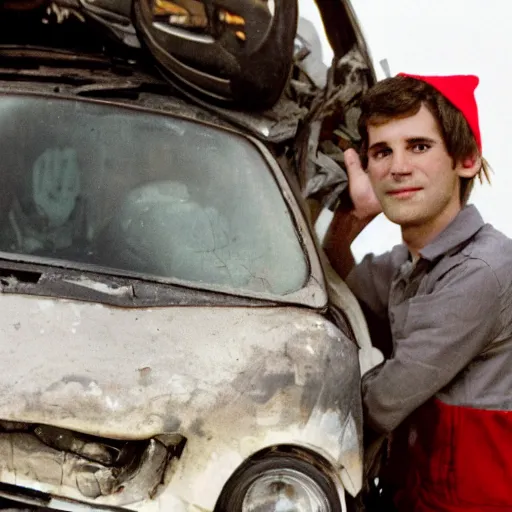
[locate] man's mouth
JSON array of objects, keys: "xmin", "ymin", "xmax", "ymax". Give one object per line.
[{"xmin": 386, "ymin": 187, "xmax": 422, "ymax": 198}]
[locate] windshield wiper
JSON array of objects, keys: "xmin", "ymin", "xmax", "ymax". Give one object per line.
[
  {"xmin": 0, "ymin": 255, "xmax": 274, "ymax": 307},
  {"xmin": 58, "ymin": 273, "xmax": 275, "ymax": 307}
]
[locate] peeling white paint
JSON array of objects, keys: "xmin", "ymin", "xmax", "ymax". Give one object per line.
[{"xmin": 63, "ymin": 278, "xmax": 132, "ymax": 297}]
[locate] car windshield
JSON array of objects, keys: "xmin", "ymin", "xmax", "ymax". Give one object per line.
[{"xmin": 0, "ymin": 95, "xmax": 308, "ymax": 296}]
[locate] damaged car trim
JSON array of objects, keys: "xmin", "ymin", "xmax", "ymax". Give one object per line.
[{"xmin": 0, "ymin": 422, "xmax": 184, "ymax": 504}]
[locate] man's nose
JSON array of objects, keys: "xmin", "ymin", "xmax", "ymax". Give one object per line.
[{"xmin": 390, "ymin": 151, "xmax": 412, "ymax": 178}]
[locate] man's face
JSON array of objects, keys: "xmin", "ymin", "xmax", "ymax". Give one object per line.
[{"xmin": 366, "ymin": 104, "xmax": 478, "ymax": 228}]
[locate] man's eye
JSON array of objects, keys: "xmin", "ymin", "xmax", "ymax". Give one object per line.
[
  {"xmin": 373, "ymin": 148, "xmax": 391, "ymax": 159},
  {"xmin": 412, "ymin": 143, "xmax": 430, "ymax": 153}
]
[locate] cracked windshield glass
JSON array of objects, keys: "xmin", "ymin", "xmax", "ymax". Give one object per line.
[{"xmin": 0, "ymin": 96, "xmax": 308, "ymax": 295}]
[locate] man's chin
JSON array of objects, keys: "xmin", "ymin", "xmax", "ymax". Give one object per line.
[{"xmin": 382, "ymin": 208, "xmax": 426, "ymax": 228}]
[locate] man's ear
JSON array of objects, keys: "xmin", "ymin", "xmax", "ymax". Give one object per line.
[{"xmin": 457, "ymin": 154, "xmax": 481, "ymax": 179}]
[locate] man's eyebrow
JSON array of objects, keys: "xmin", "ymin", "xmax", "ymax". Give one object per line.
[
  {"xmin": 368, "ymin": 141, "xmax": 389, "ymax": 152},
  {"xmin": 405, "ymin": 137, "xmax": 438, "ymax": 145},
  {"xmin": 368, "ymin": 137, "xmax": 438, "ymax": 152}
]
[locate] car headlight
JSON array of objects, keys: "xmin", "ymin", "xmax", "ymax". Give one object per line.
[
  {"xmin": 243, "ymin": 468, "xmax": 329, "ymax": 511},
  {"xmin": 216, "ymin": 452, "xmax": 342, "ymax": 512}
]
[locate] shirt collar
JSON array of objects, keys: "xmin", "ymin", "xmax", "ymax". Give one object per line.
[{"xmin": 419, "ymin": 205, "xmax": 485, "ymax": 261}]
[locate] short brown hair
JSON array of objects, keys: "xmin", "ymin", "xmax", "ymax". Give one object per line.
[{"xmin": 358, "ymin": 76, "xmax": 490, "ymax": 204}]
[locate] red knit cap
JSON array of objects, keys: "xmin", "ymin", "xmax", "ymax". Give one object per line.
[{"xmin": 398, "ymin": 72, "xmax": 482, "ymax": 152}]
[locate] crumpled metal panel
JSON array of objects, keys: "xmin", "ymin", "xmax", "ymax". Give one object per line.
[
  {"xmin": 293, "ymin": 45, "xmax": 373, "ymax": 213},
  {"xmin": 0, "ymin": 432, "xmax": 168, "ymax": 501},
  {"xmin": 0, "ymin": 293, "xmax": 362, "ymax": 510}
]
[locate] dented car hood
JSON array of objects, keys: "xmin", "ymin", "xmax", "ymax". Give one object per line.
[{"xmin": 0, "ymin": 292, "xmax": 362, "ymax": 507}]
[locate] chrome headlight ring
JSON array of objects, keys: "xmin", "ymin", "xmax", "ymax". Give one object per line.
[{"xmin": 215, "ymin": 451, "xmax": 343, "ymax": 512}]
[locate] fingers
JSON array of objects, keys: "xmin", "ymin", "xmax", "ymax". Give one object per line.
[
  {"xmin": 343, "ymin": 148, "xmax": 382, "ymax": 220},
  {"xmin": 343, "ymin": 148, "xmax": 365, "ymax": 177}
]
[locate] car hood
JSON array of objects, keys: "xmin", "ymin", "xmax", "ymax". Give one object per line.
[
  {"xmin": 2, "ymin": 293, "xmax": 354, "ymax": 432},
  {"xmin": 1, "ymin": 291, "xmax": 361, "ymax": 428},
  {"xmin": 0, "ymin": 293, "xmax": 362, "ymax": 506}
]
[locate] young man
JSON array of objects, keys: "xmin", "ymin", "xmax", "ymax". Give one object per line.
[{"xmin": 325, "ymin": 74, "xmax": 512, "ymax": 511}]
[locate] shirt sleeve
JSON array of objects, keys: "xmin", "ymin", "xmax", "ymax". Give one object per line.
[
  {"xmin": 362, "ymin": 258, "xmax": 501, "ymax": 433},
  {"xmin": 346, "ymin": 249, "xmax": 397, "ymax": 319}
]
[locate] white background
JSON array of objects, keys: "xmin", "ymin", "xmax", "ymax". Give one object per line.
[{"xmin": 298, "ymin": 0, "xmax": 511, "ymax": 260}]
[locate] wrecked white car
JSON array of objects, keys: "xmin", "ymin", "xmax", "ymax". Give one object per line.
[{"xmin": 0, "ymin": 1, "xmax": 376, "ymax": 511}]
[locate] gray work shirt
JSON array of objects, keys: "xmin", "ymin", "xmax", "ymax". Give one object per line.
[{"xmin": 347, "ymin": 205, "xmax": 512, "ymax": 433}]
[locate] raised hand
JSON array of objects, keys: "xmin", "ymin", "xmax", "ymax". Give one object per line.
[{"xmin": 344, "ymin": 148, "xmax": 382, "ymax": 220}]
